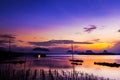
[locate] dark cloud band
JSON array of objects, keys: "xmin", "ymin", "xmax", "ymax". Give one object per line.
[{"xmin": 28, "ymin": 40, "xmax": 93, "ymax": 46}]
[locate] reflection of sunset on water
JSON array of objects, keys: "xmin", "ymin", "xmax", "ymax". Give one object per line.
[
  {"xmin": 3, "ymin": 55, "xmax": 119, "ymax": 80},
  {"xmin": 70, "ymin": 55, "xmax": 120, "ymax": 79}
]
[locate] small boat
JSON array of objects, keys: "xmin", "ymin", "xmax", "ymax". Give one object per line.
[{"xmin": 69, "ymin": 59, "xmax": 83, "ymax": 62}]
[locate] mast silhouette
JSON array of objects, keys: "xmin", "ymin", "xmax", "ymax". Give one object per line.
[
  {"xmin": 71, "ymin": 43, "xmax": 75, "ymax": 79},
  {"xmin": 8, "ymin": 37, "xmax": 11, "ymax": 52},
  {"xmin": 71, "ymin": 43, "xmax": 74, "ymax": 60}
]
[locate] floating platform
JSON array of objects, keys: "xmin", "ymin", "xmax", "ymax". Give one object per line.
[{"xmin": 94, "ymin": 62, "xmax": 120, "ymax": 67}]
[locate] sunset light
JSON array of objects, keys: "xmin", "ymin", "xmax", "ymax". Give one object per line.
[{"xmin": 0, "ymin": 0, "xmax": 120, "ymax": 80}]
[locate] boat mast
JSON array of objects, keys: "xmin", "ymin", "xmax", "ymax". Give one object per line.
[
  {"xmin": 71, "ymin": 43, "xmax": 74, "ymax": 60},
  {"xmin": 8, "ymin": 37, "xmax": 11, "ymax": 52}
]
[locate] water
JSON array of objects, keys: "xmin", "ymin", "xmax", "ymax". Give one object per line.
[{"xmin": 1, "ymin": 55, "xmax": 120, "ymax": 80}]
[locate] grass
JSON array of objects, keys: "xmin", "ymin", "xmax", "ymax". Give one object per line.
[{"xmin": 0, "ymin": 67, "xmax": 113, "ymax": 80}]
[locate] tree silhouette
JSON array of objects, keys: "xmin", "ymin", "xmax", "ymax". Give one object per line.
[
  {"xmin": 33, "ymin": 47, "xmax": 50, "ymax": 52},
  {"xmin": 33, "ymin": 47, "xmax": 49, "ymax": 57}
]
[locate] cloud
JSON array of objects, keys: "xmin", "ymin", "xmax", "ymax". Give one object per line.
[
  {"xmin": 0, "ymin": 40, "xmax": 8, "ymax": 43},
  {"xmin": 84, "ymin": 25, "xmax": 97, "ymax": 33},
  {"xmin": 0, "ymin": 40, "xmax": 7, "ymax": 46},
  {"xmin": 28, "ymin": 40, "xmax": 93, "ymax": 46},
  {"xmin": 91, "ymin": 39, "xmax": 101, "ymax": 42},
  {"xmin": 0, "ymin": 34, "xmax": 16, "ymax": 44},
  {"xmin": 118, "ymin": 29, "xmax": 120, "ymax": 32},
  {"xmin": 17, "ymin": 40, "xmax": 24, "ymax": 42},
  {"xmin": 0, "ymin": 34, "xmax": 16, "ymax": 38},
  {"xmin": 50, "ymin": 47, "xmax": 69, "ymax": 53},
  {"xmin": 0, "ymin": 38, "xmax": 15, "ymax": 43},
  {"xmin": 109, "ymin": 42, "xmax": 120, "ymax": 53}
]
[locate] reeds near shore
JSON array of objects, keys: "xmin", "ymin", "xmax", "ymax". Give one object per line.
[{"xmin": 0, "ymin": 68, "xmax": 113, "ymax": 80}]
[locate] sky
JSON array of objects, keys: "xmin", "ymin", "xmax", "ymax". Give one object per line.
[{"xmin": 0, "ymin": 0, "xmax": 120, "ymax": 53}]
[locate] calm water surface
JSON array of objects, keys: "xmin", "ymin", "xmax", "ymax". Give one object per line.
[{"xmin": 1, "ymin": 55, "xmax": 120, "ymax": 80}]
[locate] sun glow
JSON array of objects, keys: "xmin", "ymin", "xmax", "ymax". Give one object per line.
[{"xmin": 73, "ymin": 42, "xmax": 113, "ymax": 52}]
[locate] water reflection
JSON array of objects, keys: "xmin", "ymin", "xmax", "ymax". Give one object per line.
[
  {"xmin": 0, "ymin": 55, "xmax": 120, "ymax": 79},
  {"xmin": 32, "ymin": 58, "xmax": 72, "ymax": 69}
]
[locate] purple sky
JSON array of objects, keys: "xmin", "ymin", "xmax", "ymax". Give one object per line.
[{"xmin": 0, "ymin": 0, "xmax": 120, "ymax": 53}]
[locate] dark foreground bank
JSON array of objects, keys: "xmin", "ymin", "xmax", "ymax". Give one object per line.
[{"xmin": 0, "ymin": 68, "xmax": 113, "ymax": 80}]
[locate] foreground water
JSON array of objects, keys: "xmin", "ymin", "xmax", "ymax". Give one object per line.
[{"xmin": 1, "ymin": 55, "xmax": 120, "ymax": 80}]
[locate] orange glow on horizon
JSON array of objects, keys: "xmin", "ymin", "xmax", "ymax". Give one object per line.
[{"xmin": 73, "ymin": 43, "xmax": 114, "ymax": 52}]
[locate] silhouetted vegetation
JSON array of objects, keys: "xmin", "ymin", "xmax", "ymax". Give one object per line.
[
  {"xmin": 0, "ymin": 51, "xmax": 22, "ymax": 61},
  {"xmin": 33, "ymin": 47, "xmax": 49, "ymax": 52},
  {"xmin": 0, "ymin": 68, "xmax": 112, "ymax": 80},
  {"xmin": 94, "ymin": 62, "xmax": 120, "ymax": 67},
  {"xmin": 0, "ymin": 60, "xmax": 25, "ymax": 64},
  {"xmin": 67, "ymin": 50, "xmax": 117, "ymax": 55},
  {"xmin": 33, "ymin": 47, "xmax": 50, "ymax": 57}
]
